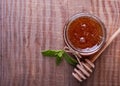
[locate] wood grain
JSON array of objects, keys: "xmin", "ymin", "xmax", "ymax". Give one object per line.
[{"xmin": 0, "ymin": 0, "xmax": 120, "ymax": 86}]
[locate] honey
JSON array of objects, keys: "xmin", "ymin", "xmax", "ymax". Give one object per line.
[{"xmin": 64, "ymin": 13, "xmax": 106, "ymax": 55}]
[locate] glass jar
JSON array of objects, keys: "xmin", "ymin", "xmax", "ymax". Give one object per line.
[{"xmin": 63, "ymin": 13, "xmax": 106, "ymax": 56}]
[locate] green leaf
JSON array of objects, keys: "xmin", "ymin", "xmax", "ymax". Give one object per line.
[
  {"xmin": 57, "ymin": 50, "xmax": 64, "ymax": 57},
  {"xmin": 56, "ymin": 50, "xmax": 64, "ymax": 65},
  {"xmin": 63, "ymin": 52, "xmax": 78, "ymax": 66},
  {"xmin": 42, "ymin": 50, "xmax": 58, "ymax": 57},
  {"xmin": 56, "ymin": 56, "xmax": 63, "ymax": 65},
  {"xmin": 42, "ymin": 50, "xmax": 64, "ymax": 65}
]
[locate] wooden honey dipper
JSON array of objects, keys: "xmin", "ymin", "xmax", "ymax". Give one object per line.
[{"xmin": 72, "ymin": 27, "xmax": 120, "ymax": 82}]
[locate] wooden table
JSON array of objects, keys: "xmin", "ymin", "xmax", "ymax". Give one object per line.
[{"xmin": 1, "ymin": 0, "xmax": 120, "ymax": 86}]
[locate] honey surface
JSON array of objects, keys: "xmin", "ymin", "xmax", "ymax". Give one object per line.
[{"xmin": 67, "ymin": 16, "xmax": 103, "ymax": 50}]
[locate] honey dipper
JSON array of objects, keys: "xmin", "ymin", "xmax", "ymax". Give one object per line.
[{"xmin": 72, "ymin": 27, "xmax": 120, "ymax": 82}]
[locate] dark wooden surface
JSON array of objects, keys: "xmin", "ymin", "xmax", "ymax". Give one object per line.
[{"xmin": 1, "ymin": 0, "xmax": 120, "ymax": 86}]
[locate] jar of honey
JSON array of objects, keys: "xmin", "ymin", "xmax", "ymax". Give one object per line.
[{"xmin": 64, "ymin": 13, "xmax": 106, "ymax": 56}]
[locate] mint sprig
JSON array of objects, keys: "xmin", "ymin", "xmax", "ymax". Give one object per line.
[{"xmin": 41, "ymin": 50, "xmax": 78, "ymax": 66}]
